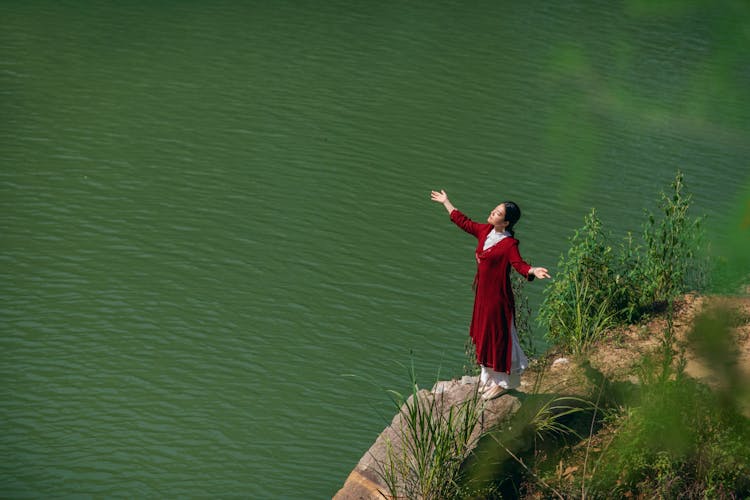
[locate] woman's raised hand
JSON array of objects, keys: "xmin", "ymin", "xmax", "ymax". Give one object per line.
[
  {"xmin": 430, "ymin": 189, "xmax": 456, "ymax": 214},
  {"xmin": 430, "ymin": 190, "xmax": 448, "ymax": 203}
]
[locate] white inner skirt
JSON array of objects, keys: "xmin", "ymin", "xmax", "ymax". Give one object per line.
[{"xmin": 479, "ymin": 318, "xmax": 528, "ymax": 390}]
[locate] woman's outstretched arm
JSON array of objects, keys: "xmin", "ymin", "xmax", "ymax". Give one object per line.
[
  {"xmin": 508, "ymin": 241, "xmax": 552, "ymax": 281},
  {"xmin": 431, "ymin": 189, "xmax": 484, "ymax": 238},
  {"xmin": 430, "ymin": 189, "xmax": 456, "ymax": 213}
]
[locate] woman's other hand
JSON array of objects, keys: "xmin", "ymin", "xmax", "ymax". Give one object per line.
[{"xmin": 531, "ymin": 267, "xmax": 551, "ymax": 279}]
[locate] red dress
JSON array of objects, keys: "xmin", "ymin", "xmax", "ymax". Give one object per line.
[{"xmin": 450, "ymin": 209, "xmax": 534, "ymax": 373}]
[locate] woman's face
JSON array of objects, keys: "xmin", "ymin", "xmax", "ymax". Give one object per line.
[{"xmin": 488, "ymin": 204, "xmax": 509, "ymax": 229}]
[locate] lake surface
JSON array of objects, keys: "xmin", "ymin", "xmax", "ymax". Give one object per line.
[{"xmin": 2, "ymin": 1, "xmax": 749, "ymax": 497}]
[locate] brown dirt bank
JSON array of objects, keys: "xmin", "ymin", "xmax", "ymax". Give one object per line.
[{"xmin": 569, "ymin": 293, "xmax": 750, "ymax": 397}]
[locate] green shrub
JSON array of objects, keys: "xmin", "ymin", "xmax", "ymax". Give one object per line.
[
  {"xmin": 638, "ymin": 170, "xmax": 707, "ymax": 307},
  {"xmin": 539, "ymin": 171, "xmax": 708, "ymax": 353},
  {"xmin": 539, "ymin": 208, "xmax": 621, "ymax": 351},
  {"xmin": 552, "ymin": 278, "xmax": 618, "ymax": 355}
]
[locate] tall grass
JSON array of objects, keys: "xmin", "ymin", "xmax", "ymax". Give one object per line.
[
  {"xmin": 539, "ymin": 207, "xmax": 621, "ymax": 351},
  {"xmin": 552, "ymin": 279, "xmax": 618, "ymax": 355},
  {"xmin": 377, "ymin": 372, "xmax": 483, "ymax": 499}
]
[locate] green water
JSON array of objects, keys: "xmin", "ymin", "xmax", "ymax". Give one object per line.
[{"xmin": 2, "ymin": 1, "xmax": 749, "ymax": 497}]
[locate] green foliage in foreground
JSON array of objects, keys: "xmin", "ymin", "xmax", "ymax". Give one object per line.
[
  {"xmin": 522, "ymin": 302, "xmax": 750, "ymax": 499},
  {"xmin": 594, "ymin": 376, "xmax": 750, "ymax": 498},
  {"xmin": 539, "ymin": 170, "xmax": 708, "ymax": 353}
]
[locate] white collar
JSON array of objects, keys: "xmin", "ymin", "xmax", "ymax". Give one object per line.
[{"xmin": 491, "ymin": 229, "xmax": 511, "ymax": 237}]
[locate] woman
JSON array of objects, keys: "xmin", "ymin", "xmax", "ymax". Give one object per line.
[{"xmin": 430, "ymin": 189, "xmax": 551, "ymax": 400}]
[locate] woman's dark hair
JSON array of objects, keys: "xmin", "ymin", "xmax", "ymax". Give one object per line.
[{"xmin": 502, "ymin": 201, "xmax": 521, "ymax": 236}]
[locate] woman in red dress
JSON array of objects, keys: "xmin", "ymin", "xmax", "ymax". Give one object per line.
[{"xmin": 431, "ymin": 189, "xmax": 551, "ymax": 400}]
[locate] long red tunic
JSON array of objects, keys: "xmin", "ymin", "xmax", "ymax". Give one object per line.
[{"xmin": 450, "ymin": 209, "xmax": 534, "ymax": 373}]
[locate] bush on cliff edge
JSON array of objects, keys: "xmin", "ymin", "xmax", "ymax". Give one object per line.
[{"xmin": 539, "ymin": 170, "xmax": 708, "ymax": 354}]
